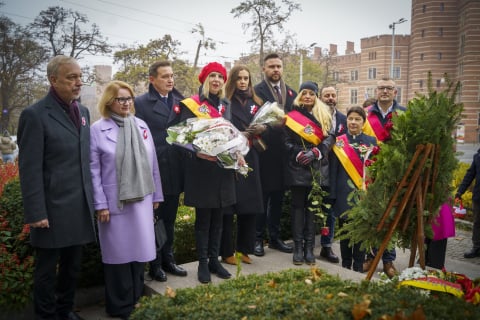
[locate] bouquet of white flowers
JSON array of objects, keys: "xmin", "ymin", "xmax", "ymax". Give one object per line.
[
  {"xmin": 166, "ymin": 117, "xmax": 250, "ymax": 176},
  {"xmin": 250, "ymin": 101, "xmax": 285, "ymax": 126},
  {"xmin": 247, "ymin": 101, "xmax": 285, "ymax": 152}
]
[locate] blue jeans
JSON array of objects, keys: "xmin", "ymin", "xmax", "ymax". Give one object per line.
[
  {"xmin": 2, "ymin": 154, "xmax": 14, "ymax": 163},
  {"xmin": 368, "ymin": 247, "xmax": 396, "ymax": 263}
]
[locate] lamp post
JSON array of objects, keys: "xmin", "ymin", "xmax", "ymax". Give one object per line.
[
  {"xmin": 299, "ymin": 42, "xmax": 317, "ymax": 87},
  {"xmin": 389, "ymin": 18, "xmax": 407, "ymax": 79}
]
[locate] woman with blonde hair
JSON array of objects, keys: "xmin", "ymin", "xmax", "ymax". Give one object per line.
[
  {"xmin": 178, "ymin": 62, "xmax": 235, "ymax": 283},
  {"xmin": 284, "ymin": 81, "xmax": 335, "ymax": 265},
  {"xmin": 90, "ymin": 80, "xmax": 163, "ymax": 319}
]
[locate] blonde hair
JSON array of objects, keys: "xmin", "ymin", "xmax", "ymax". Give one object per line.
[
  {"xmin": 98, "ymin": 80, "xmax": 136, "ymax": 118},
  {"xmin": 202, "ymin": 73, "xmax": 226, "ymax": 99},
  {"xmin": 293, "ymin": 89, "xmax": 332, "ymax": 136}
]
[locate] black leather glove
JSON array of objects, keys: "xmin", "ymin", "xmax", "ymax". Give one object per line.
[
  {"xmin": 246, "ymin": 124, "xmax": 267, "ymax": 136},
  {"xmin": 297, "ymin": 148, "xmax": 321, "ymax": 165}
]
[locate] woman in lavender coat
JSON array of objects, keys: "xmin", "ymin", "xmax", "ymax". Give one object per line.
[{"xmin": 90, "ymin": 80, "xmax": 163, "ymax": 319}]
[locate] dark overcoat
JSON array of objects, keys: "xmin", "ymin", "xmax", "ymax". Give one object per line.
[
  {"xmin": 230, "ymin": 95, "xmax": 264, "ymax": 214},
  {"xmin": 177, "ymin": 91, "xmax": 236, "ymax": 209},
  {"xmin": 283, "ymin": 106, "xmax": 335, "ymax": 188},
  {"xmin": 135, "ymin": 85, "xmax": 185, "ymax": 195},
  {"xmin": 254, "ymin": 80, "xmax": 297, "ymax": 192},
  {"xmin": 18, "ymin": 93, "xmax": 96, "ymax": 248},
  {"xmin": 330, "ymin": 132, "xmax": 377, "ymax": 217}
]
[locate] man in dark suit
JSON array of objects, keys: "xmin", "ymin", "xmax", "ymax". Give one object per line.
[
  {"xmin": 135, "ymin": 61, "xmax": 187, "ymax": 282},
  {"xmin": 318, "ymin": 86, "xmax": 347, "ymax": 264},
  {"xmin": 18, "ymin": 55, "xmax": 96, "ymax": 320},
  {"xmin": 253, "ymin": 53, "xmax": 297, "ymax": 256}
]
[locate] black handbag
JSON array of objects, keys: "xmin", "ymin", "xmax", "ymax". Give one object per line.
[{"xmin": 154, "ymin": 218, "xmax": 167, "ymax": 252}]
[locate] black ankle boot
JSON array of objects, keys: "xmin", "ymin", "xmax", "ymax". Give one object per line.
[
  {"xmin": 304, "ymin": 245, "xmax": 315, "ymax": 265},
  {"xmin": 293, "ymin": 242, "xmax": 304, "ymax": 265},
  {"xmin": 208, "ymin": 259, "xmax": 231, "ymax": 279},
  {"xmin": 198, "ymin": 261, "xmax": 211, "ymax": 283}
]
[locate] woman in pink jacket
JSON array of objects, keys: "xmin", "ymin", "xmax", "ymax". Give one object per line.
[{"xmin": 90, "ymin": 80, "xmax": 163, "ymax": 319}]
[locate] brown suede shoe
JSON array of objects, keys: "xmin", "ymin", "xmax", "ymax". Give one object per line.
[
  {"xmin": 221, "ymin": 256, "xmax": 237, "ymax": 265},
  {"xmin": 383, "ymin": 261, "xmax": 397, "ymax": 279},
  {"xmin": 363, "ymin": 258, "xmax": 373, "ymax": 272},
  {"xmin": 241, "ymin": 254, "xmax": 252, "ymax": 264}
]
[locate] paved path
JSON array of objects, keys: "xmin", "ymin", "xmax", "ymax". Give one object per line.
[{"xmin": 77, "ymin": 222, "xmax": 480, "ymax": 320}]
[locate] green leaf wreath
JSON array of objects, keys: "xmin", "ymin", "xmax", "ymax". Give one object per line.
[{"xmin": 339, "ymin": 73, "xmax": 463, "ymax": 251}]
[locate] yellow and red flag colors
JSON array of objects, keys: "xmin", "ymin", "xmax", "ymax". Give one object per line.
[
  {"xmin": 182, "ymin": 96, "xmax": 221, "ymax": 119},
  {"xmin": 285, "ymin": 110, "xmax": 324, "ymax": 145},
  {"xmin": 333, "ymin": 135, "xmax": 364, "ymax": 190}
]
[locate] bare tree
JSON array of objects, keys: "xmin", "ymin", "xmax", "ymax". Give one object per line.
[
  {"xmin": 191, "ymin": 23, "xmax": 217, "ymax": 70},
  {"xmin": 30, "ymin": 6, "xmax": 111, "ymax": 59},
  {"xmin": 231, "ymin": 0, "xmax": 301, "ymax": 68},
  {"xmin": 0, "ymin": 16, "xmax": 48, "ymax": 132}
]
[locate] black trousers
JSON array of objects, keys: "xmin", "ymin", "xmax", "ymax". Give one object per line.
[
  {"xmin": 33, "ymin": 245, "xmax": 83, "ymax": 320},
  {"xmin": 220, "ymin": 213, "xmax": 257, "ymax": 257},
  {"xmin": 256, "ymin": 190, "xmax": 285, "ymax": 241},
  {"xmin": 152, "ymin": 194, "xmax": 180, "ymax": 266},
  {"xmin": 103, "ymin": 262, "xmax": 145, "ymax": 318}
]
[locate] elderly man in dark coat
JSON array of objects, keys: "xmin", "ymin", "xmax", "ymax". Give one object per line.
[{"xmin": 18, "ymin": 55, "xmax": 96, "ymax": 320}]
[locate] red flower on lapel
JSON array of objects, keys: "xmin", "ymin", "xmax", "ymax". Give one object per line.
[
  {"xmin": 173, "ymin": 105, "xmax": 181, "ymax": 114},
  {"xmin": 143, "ymin": 130, "xmax": 148, "ymax": 139},
  {"xmin": 288, "ymin": 89, "xmax": 293, "ymax": 97},
  {"xmin": 218, "ymin": 104, "xmax": 226, "ymax": 115},
  {"xmin": 250, "ymin": 105, "xmax": 258, "ymax": 115},
  {"xmin": 81, "ymin": 117, "xmax": 86, "ymax": 126}
]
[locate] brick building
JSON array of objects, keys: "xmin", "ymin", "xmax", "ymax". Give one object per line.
[{"xmin": 315, "ymin": 0, "xmax": 480, "ymax": 143}]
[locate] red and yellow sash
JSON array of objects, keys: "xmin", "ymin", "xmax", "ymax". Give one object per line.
[
  {"xmin": 363, "ymin": 110, "xmax": 388, "ymax": 143},
  {"xmin": 285, "ymin": 110, "xmax": 324, "ymax": 145},
  {"xmin": 333, "ymin": 135, "xmax": 364, "ymax": 190},
  {"xmin": 182, "ymin": 95, "xmax": 221, "ymax": 118}
]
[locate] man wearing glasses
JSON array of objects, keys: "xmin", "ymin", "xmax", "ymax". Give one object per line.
[
  {"xmin": 362, "ymin": 77, "xmax": 406, "ymax": 278},
  {"xmin": 135, "ymin": 61, "xmax": 187, "ymax": 282}
]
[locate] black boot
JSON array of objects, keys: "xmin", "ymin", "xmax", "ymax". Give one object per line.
[
  {"xmin": 292, "ymin": 207, "xmax": 305, "ymax": 265},
  {"xmin": 304, "ymin": 244, "xmax": 315, "ymax": 265},
  {"xmin": 293, "ymin": 241, "xmax": 304, "ymax": 265},
  {"xmin": 148, "ymin": 256, "xmax": 167, "ymax": 282},
  {"xmin": 304, "ymin": 206, "xmax": 316, "ymax": 265},
  {"xmin": 195, "ymin": 228, "xmax": 211, "ymax": 283},
  {"xmin": 208, "ymin": 213, "xmax": 231, "ymax": 279}
]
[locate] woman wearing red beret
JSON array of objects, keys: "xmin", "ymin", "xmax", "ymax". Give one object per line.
[{"xmin": 177, "ymin": 62, "xmax": 235, "ymax": 283}]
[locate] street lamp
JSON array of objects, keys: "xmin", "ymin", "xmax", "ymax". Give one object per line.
[
  {"xmin": 299, "ymin": 42, "xmax": 317, "ymax": 87},
  {"xmin": 389, "ymin": 18, "xmax": 407, "ymax": 79}
]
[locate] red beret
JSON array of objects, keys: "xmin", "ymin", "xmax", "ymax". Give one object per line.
[{"xmin": 198, "ymin": 62, "xmax": 227, "ymax": 84}]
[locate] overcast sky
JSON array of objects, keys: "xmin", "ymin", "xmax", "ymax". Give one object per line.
[{"xmin": 2, "ymin": 0, "xmax": 411, "ymax": 69}]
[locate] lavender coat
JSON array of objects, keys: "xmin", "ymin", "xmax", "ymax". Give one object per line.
[{"xmin": 90, "ymin": 117, "xmax": 164, "ymax": 264}]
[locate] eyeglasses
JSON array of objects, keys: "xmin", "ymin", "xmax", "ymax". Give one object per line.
[
  {"xmin": 114, "ymin": 97, "xmax": 134, "ymax": 105},
  {"xmin": 377, "ymin": 86, "xmax": 395, "ymax": 91}
]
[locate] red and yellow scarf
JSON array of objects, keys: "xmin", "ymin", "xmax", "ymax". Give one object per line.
[
  {"xmin": 182, "ymin": 95, "xmax": 221, "ymax": 118},
  {"xmin": 332, "ymin": 134, "xmax": 364, "ymax": 190},
  {"xmin": 285, "ymin": 110, "xmax": 324, "ymax": 145},
  {"xmin": 363, "ymin": 110, "xmax": 388, "ymax": 143}
]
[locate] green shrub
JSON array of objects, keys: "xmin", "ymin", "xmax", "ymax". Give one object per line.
[
  {"xmin": 0, "ymin": 178, "xmax": 34, "ymax": 311},
  {"xmin": 131, "ymin": 268, "xmax": 480, "ymax": 320},
  {"xmin": 173, "ymin": 205, "xmax": 196, "ymax": 264},
  {"xmin": 452, "ymin": 161, "xmax": 474, "ymax": 220}
]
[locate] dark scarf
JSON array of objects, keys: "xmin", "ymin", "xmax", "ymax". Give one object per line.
[
  {"xmin": 49, "ymin": 87, "xmax": 81, "ymax": 130},
  {"xmin": 234, "ymin": 88, "xmax": 252, "ymax": 105}
]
